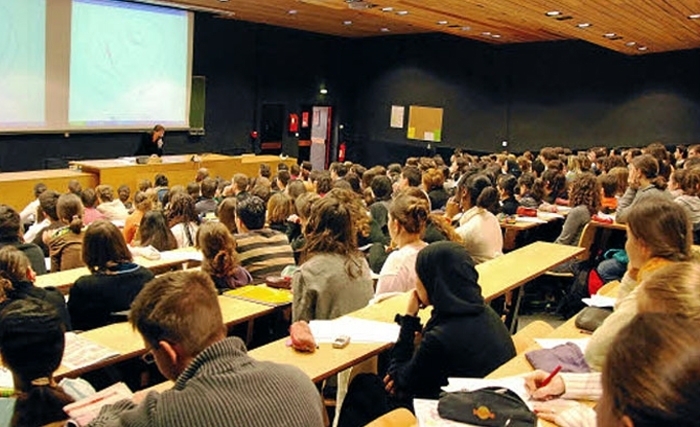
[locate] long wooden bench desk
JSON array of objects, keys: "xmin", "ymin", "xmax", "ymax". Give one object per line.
[
  {"xmin": 249, "ymin": 242, "xmax": 584, "ymax": 384},
  {"xmin": 54, "ymin": 295, "xmax": 278, "ymax": 380},
  {"xmin": 36, "ymin": 247, "xmax": 203, "ymax": 294}
]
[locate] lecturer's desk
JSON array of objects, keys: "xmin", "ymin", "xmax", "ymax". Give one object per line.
[
  {"xmin": 54, "ymin": 296, "xmax": 277, "ymax": 380},
  {"xmin": 0, "ymin": 169, "xmax": 98, "ymax": 213},
  {"xmin": 35, "ymin": 247, "xmax": 202, "ymax": 294},
  {"xmin": 70, "ymin": 154, "xmax": 297, "ymax": 195}
]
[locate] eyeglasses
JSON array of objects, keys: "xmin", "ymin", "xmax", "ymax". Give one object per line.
[{"xmin": 141, "ymin": 351, "xmax": 155, "ymax": 365}]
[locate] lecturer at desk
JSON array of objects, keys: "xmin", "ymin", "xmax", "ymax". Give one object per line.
[{"xmin": 135, "ymin": 124, "xmax": 165, "ymax": 156}]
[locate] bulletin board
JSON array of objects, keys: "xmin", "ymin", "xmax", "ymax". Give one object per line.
[{"xmin": 407, "ymin": 106, "xmax": 443, "ymax": 142}]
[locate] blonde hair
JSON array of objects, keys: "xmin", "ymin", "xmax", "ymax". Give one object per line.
[
  {"xmin": 267, "ymin": 192, "xmax": 294, "ymax": 225},
  {"xmin": 627, "ymin": 198, "xmax": 692, "ymax": 262},
  {"xmin": 639, "ymin": 262, "xmax": 700, "ymax": 320}
]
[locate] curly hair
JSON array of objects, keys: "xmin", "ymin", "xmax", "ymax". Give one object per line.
[
  {"xmin": 569, "ymin": 172, "xmax": 601, "ymax": 215},
  {"xmin": 421, "ymin": 168, "xmax": 444, "ymax": 192},
  {"xmin": 326, "ymin": 188, "xmax": 370, "ymax": 238},
  {"xmin": 197, "ymin": 222, "xmax": 240, "ymax": 278}
]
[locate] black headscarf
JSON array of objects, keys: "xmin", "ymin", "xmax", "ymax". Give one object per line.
[{"xmin": 416, "ymin": 241, "xmax": 485, "ymax": 325}]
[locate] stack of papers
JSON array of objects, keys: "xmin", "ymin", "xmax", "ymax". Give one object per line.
[
  {"xmin": 64, "ymin": 382, "xmax": 133, "ymax": 426},
  {"xmin": 309, "ymin": 317, "xmax": 400, "ymax": 344},
  {"xmin": 62, "ymin": 332, "xmax": 120, "ymax": 371}
]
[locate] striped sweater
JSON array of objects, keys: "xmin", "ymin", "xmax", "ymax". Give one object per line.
[
  {"xmin": 87, "ymin": 337, "xmax": 325, "ymax": 427},
  {"xmin": 234, "ymin": 229, "xmax": 295, "ymax": 280}
]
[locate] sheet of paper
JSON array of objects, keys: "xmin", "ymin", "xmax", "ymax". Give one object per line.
[
  {"xmin": 535, "ymin": 338, "xmax": 590, "ymax": 353},
  {"xmin": 390, "ymin": 105, "xmax": 405, "ymax": 128},
  {"xmin": 0, "ymin": 366, "xmax": 14, "ymax": 389},
  {"xmin": 158, "ymin": 250, "xmax": 202, "ymax": 263},
  {"xmin": 557, "ymin": 206, "xmax": 572, "ymax": 213},
  {"xmin": 582, "ymin": 294, "xmax": 615, "ymax": 308},
  {"xmin": 309, "ymin": 317, "xmax": 400, "ymax": 344},
  {"xmin": 442, "ymin": 375, "xmax": 534, "ymax": 410},
  {"xmin": 64, "ymin": 382, "xmax": 133, "ymax": 426},
  {"xmin": 537, "ymin": 212, "xmax": 565, "ymax": 220},
  {"xmin": 62, "ymin": 332, "xmax": 120, "ymax": 371},
  {"xmin": 424, "ymin": 131, "xmax": 435, "ymax": 141},
  {"xmin": 516, "ymin": 216, "xmax": 548, "ymax": 224}
]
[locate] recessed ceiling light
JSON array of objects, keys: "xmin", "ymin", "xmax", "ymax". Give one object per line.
[
  {"xmin": 638, "ymin": 46, "xmax": 648, "ymax": 51},
  {"xmin": 625, "ymin": 41, "xmax": 636, "ymax": 47},
  {"xmin": 481, "ymin": 31, "xmax": 491, "ymax": 36},
  {"xmin": 380, "ymin": 27, "xmax": 390, "ymax": 32},
  {"xmin": 319, "ymin": 88, "xmax": 328, "ymax": 95},
  {"xmin": 396, "ymin": 10, "xmax": 409, "ymax": 16},
  {"xmin": 576, "ymin": 23, "xmax": 592, "ymax": 28},
  {"xmin": 343, "ymin": 20, "xmax": 352, "ymax": 25},
  {"xmin": 689, "ymin": 14, "xmax": 700, "ymax": 19},
  {"xmin": 437, "ymin": 20, "xmax": 448, "ymax": 25},
  {"xmin": 545, "ymin": 11, "xmax": 562, "ymax": 17},
  {"xmin": 461, "ymin": 26, "xmax": 471, "ymax": 31},
  {"xmin": 603, "ymin": 32, "xmax": 617, "ymax": 38},
  {"xmin": 492, "ymin": 34, "xmax": 501, "ymax": 38},
  {"xmin": 381, "ymin": 7, "xmax": 393, "ymax": 12},
  {"xmin": 287, "ymin": 9, "xmax": 298, "ymax": 14}
]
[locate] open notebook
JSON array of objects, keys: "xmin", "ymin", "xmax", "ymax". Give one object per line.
[
  {"xmin": 62, "ymin": 332, "xmax": 120, "ymax": 371},
  {"xmin": 64, "ymin": 382, "xmax": 132, "ymax": 426}
]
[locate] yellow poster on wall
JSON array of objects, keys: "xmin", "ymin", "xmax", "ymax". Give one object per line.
[{"xmin": 407, "ymin": 106, "xmax": 443, "ymax": 142}]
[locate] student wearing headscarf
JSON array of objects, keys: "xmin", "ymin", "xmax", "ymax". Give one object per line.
[{"xmin": 384, "ymin": 241, "xmax": 515, "ymax": 403}]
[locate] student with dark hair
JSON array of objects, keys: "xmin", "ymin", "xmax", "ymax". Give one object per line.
[
  {"xmin": 19, "ymin": 182, "xmax": 46, "ymax": 226},
  {"xmin": 186, "ymin": 181, "xmax": 201, "ymax": 201},
  {"xmin": 154, "ymin": 173, "xmax": 170, "ymax": 203},
  {"xmin": 286, "ymin": 180, "xmax": 307, "ymax": 200},
  {"xmin": 276, "ymin": 170, "xmax": 291, "ymax": 192},
  {"xmin": 167, "ymin": 193, "xmax": 200, "ymax": 248},
  {"xmin": 447, "ymin": 174, "xmax": 502, "ymax": 263},
  {"xmin": 46, "ymin": 193, "xmax": 85, "ymax": 272},
  {"xmin": 541, "ymin": 168, "xmax": 568, "ymax": 204},
  {"xmin": 398, "ymin": 166, "xmax": 421, "ymax": 190},
  {"xmin": 330, "ymin": 162, "xmax": 348, "ymax": 180},
  {"xmin": 28, "ymin": 190, "xmax": 61, "ymax": 256},
  {"xmin": 497, "ymin": 174, "xmax": 519, "ymax": 215},
  {"xmin": 68, "ymin": 220, "xmax": 154, "ymax": 330},
  {"xmin": 216, "ymin": 197, "xmax": 238, "ymax": 234},
  {"xmin": 0, "ymin": 299, "xmax": 76, "ymax": 427},
  {"xmin": 423, "ymin": 168, "xmax": 448, "ymax": 211},
  {"xmin": 259, "ymin": 163, "xmax": 272, "ymax": 179},
  {"xmin": 235, "ymin": 196, "xmax": 294, "ymax": 280},
  {"xmin": 195, "ymin": 178, "xmax": 218, "ymax": 216},
  {"xmin": 674, "ymin": 144, "xmax": 688, "ymax": 168},
  {"xmin": 616, "ymin": 154, "xmax": 672, "ymax": 224},
  {"xmin": 137, "ymin": 210, "xmax": 178, "ymax": 251},
  {"xmin": 517, "ymin": 172, "xmax": 544, "ymax": 209},
  {"xmin": 315, "ymin": 173, "xmax": 333, "ymax": 196},
  {"xmin": 0, "ymin": 246, "xmax": 70, "ymax": 328},
  {"xmin": 598, "ymin": 173, "xmax": 619, "ymax": 213},
  {"xmin": 369, "ymin": 175, "xmax": 394, "ymax": 239},
  {"xmin": 197, "ymin": 222, "xmax": 252, "ymax": 291},
  {"xmin": 123, "ymin": 191, "xmax": 152, "ymax": 244},
  {"xmin": 0, "ymin": 205, "xmax": 47, "ymax": 275}
]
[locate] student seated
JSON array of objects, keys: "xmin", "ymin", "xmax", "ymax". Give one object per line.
[
  {"xmin": 0, "ymin": 205, "xmax": 46, "ymax": 275},
  {"xmin": 18, "ymin": 182, "xmax": 46, "ymax": 226},
  {"xmin": 0, "ymin": 299, "xmax": 86, "ymax": 427},
  {"xmin": 292, "ymin": 196, "xmax": 373, "ymax": 322},
  {"xmin": 616, "ymin": 154, "xmax": 672, "ymax": 224},
  {"xmin": 197, "ymin": 221, "xmax": 252, "ymax": 291},
  {"xmin": 673, "ymin": 167, "xmax": 700, "ymax": 233},
  {"xmin": 118, "ymin": 184, "xmax": 133, "ymax": 212},
  {"xmin": 266, "ymin": 192, "xmax": 294, "ymax": 234},
  {"xmin": 45, "ymin": 193, "xmax": 86, "ymax": 272},
  {"xmin": 585, "ymin": 197, "xmax": 692, "ymax": 370},
  {"xmin": 423, "ymin": 168, "xmax": 449, "ymax": 211},
  {"xmin": 167, "ymin": 193, "xmax": 200, "ymax": 248},
  {"xmin": 446, "ymin": 174, "xmax": 503, "ymax": 263},
  {"xmin": 68, "ymin": 220, "xmax": 154, "ymax": 331},
  {"xmin": 497, "ymin": 174, "xmax": 519, "ymax": 215},
  {"xmin": 194, "ymin": 178, "xmax": 218, "ymax": 216},
  {"xmin": 135, "ymin": 211, "xmax": 178, "ymax": 252},
  {"xmin": 339, "ymin": 242, "xmax": 515, "ymax": 426},
  {"xmin": 554, "ymin": 173, "xmax": 600, "ymax": 246},
  {"xmin": 517, "ymin": 172, "xmax": 544, "ymax": 209},
  {"xmin": 530, "ymin": 314, "xmax": 700, "ymax": 427},
  {"xmin": 597, "ymin": 173, "xmax": 619, "ymax": 214},
  {"xmin": 80, "ymin": 188, "xmax": 106, "ymax": 226},
  {"xmin": 0, "ymin": 246, "xmax": 71, "ymax": 329},
  {"xmin": 374, "ymin": 191, "xmax": 429, "ymax": 298},
  {"xmin": 87, "ymin": 271, "xmax": 325, "ymax": 427},
  {"xmin": 95, "ymin": 185, "xmax": 129, "ymax": 222},
  {"xmin": 234, "ymin": 195, "xmax": 295, "ymax": 281},
  {"xmin": 27, "ymin": 190, "xmax": 61, "ymax": 256},
  {"xmin": 123, "ymin": 191, "xmax": 152, "ymax": 245}
]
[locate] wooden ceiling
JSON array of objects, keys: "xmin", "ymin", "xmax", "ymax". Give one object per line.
[{"xmin": 162, "ymin": 0, "xmax": 700, "ymax": 54}]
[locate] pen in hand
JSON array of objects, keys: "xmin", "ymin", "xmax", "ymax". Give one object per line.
[{"xmin": 539, "ymin": 365, "xmax": 562, "ymax": 388}]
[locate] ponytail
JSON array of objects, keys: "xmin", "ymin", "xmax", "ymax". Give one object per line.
[
  {"xmin": 211, "ymin": 249, "xmax": 235, "ymax": 277},
  {"xmin": 13, "ymin": 383, "xmax": 73, "ymax": 427},
  {"xmin": 68, "ymin": 215, "xmax": 83, "ymax": 235},
  {"xmin": 650, "ymin": 176, "xmax": 667, "ymax": 191}
]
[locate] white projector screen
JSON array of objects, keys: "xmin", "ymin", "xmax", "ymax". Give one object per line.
[{"xmin": 0, "ymin": 0, "xmax": 193, "ymax": 133}]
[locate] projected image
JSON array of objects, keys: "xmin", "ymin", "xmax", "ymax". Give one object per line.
[
  {"xmin": 0, "ymin": 0, "xmax": 46, "ymax": 127},
  {"xmin": 69, "ymin": 0, "xmax": 189, "ymax": 127}
]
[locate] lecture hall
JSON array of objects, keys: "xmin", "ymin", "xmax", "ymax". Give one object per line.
[{"xmin": 0, "ymin": 0, "xmax": 699, "ymax": 426}]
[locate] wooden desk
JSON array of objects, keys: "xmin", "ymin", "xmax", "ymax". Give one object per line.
[
  {"xmin": 70, "ymin": 154, "xmax": 297, "ymax": 195},
  {"xmin": 35, "ymin": 247, "xmax": 202, "ymax": 293},
  {"xmin": 501, "ymin": 212, "xmax": 565, "ymax": 251},
  {"xmin": 54, "ymin": 296, "xmax": 276, "ymax": 379},
  {"xmin": 0, "ymin": 169, "xmax": 98, "ymax": 212}
]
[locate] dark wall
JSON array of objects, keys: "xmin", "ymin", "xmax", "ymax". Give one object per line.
[
  {"xmin": 347, "ymin": 35, "xmax": 700, "ymax": 165},
  {"xmin": 0, "ymin": 14, "xmax": 346, "ymax": 172}
]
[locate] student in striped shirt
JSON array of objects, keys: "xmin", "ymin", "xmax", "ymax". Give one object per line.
[{"xmin": 234, "ymin": 195, "xmax": 295, "ymax": 281}]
